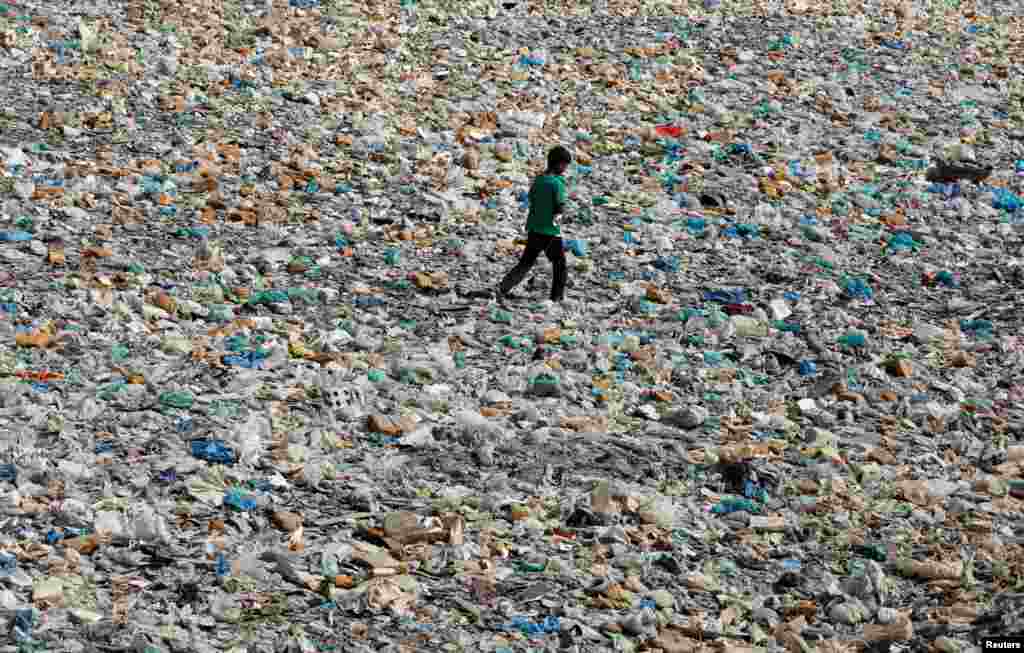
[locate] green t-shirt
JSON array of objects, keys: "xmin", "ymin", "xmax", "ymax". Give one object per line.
[{"xmin": 525, "ymin": 174, "xmax": 566, "ymax": 236}]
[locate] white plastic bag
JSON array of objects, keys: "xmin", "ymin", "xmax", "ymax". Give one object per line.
[{"xmin": 233, "ymin": 414, "xmax": 272, "ymax": 466}]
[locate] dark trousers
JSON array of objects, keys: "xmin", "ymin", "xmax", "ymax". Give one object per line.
[{"xmin": 498, "ymin": 232, "xmax": 566, "ymax": 302}]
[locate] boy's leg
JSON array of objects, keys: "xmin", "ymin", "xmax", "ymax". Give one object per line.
[
  {"xmin": 498, "ymin": 232, "xmax": 544, "ymax": 296},
  {"xmin": 543, "ymin": 236, "xmax": 567, "ymax": 302}
]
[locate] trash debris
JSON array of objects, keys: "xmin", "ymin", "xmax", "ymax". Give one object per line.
[{"xmin": 0, "ymin": 1, "xmax": 1021, "ymax": 650}]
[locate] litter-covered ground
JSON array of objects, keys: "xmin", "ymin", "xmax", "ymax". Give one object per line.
[{"xmin": 1, "ymin": 0, "xmax": 1024, "ymax": 651}]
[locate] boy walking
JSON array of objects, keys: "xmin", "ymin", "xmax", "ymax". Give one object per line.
[{"xmin": 496, "ymin": 145, "xmax": 572, "ymax": 306}]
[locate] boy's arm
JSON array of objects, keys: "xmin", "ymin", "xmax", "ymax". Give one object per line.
[{"xmin": 552, "ymin": 178, "xmax": 567, "ymax": 215}]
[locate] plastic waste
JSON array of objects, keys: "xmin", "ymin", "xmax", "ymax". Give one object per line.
[
  {"xmin": 0, "ymin": 4, "xmax": 1020, "ymax": 651},
  {"xmin": 0, "ymin": 231, "xmax": 33, "ymax": 242},
  {"xmin": 190, "ymin": 439, "xmax": 237, "ymax": 465},
  {"xmin": 710, "ymin": 497, "xmax": 762, "ymax": 515}
]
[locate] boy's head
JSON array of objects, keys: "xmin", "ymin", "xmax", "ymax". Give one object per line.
[{"xmin": 546, "ymin": 145, "xmax": 572, "ymax": 174}]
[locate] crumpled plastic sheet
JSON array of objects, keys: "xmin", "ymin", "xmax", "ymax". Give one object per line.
[{"xmin": 0, "ymin": 0, "xmax": 1022, "ymax": 651}]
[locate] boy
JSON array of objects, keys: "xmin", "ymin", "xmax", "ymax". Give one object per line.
[{"xmin": 496, "ymin": 145, "xmax": 572, "ymax": 305}]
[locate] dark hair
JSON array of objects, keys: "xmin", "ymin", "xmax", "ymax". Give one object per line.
[{"xmin": 547, "ymin": 145, "xmax": 572, "ymax": 171}]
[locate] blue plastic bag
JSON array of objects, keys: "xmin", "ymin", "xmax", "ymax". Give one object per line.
[
  {"xmin": 935, "ymin": 270, "xmax": 959, "ymax": 288},
  {"xmin": 355, "ymin": 296, "xmax": 385, "ymax": 307},
  {"xmin": 887, "ymin": 231, "xmax": 917, "ymax": 252},
  {"xmin": 686, "ymin": 216, "xmax": 706, "ymax": 234},
  {"xmin": 960, "ymin": 319, "xmax": 993, "ymax": 337},
  {"xmin": 724, "ymin": 223, "xmax": 759, "ymax": 239},
  {"xmin": 654, "ymin": 256, "xmax": 681, "ymax": 272},
  {"xmin": 838, "ymin": 331, "xmax": 867, "ymax": 348},
  {"xmin": 223, "ymin": 349, "xmax": 269, "ymax": 369},
  {"xmin": 711, "ymin": 497, "xmax": 761, "ymax": 514},
  {"xmin": 744, "ymin": 479, "xmax": 768, "ymax": 502},
  {"xmin": 507, "ymin": 615, "xmax": 560, "ymax": 635},
  {"xmin": 563, "ymin": 239, "xmax": 588, "ymax": 257},
  {"xmin": 993, "ymin": 188, "xmax": 1022, "ymax": 212},
  {"xmin": 703, "ymin": 289, "xmax": 746, "ymax": 304},
  {"xmin": 0, "ymin": 551, "xmax": 16, "ymax": 577},
  {"xmin": 176, "ymin": 226, "xmax": 210, "ymax": 239},
  {"xmin": 224, "ymin": 488, "xmax": 257, "ymax": 511},
  {"xmin": 190, "ymin": 439, "xmax": 236, "ymax": 465},
  {"xmin": 842, "ymin": 277, "xmax": 874, "ymax": 301},
  {"xmin": 215, "ymin": 552, "xmax": 230, "ymax": 577},
  {"xmin": 158, "ymin": 469, "xmax": 178, "ymax": 483},
  {"xmin": 927, "ymin": 182, "xmax": 960, "ymax": 197},
  {"xmin": 13, "ymin": 608, "xmax": 33, "ymax": 642}
]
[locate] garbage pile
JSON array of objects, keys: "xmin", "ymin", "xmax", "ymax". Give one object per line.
[{"xmin": 1, "ymin": 0, "xmax": 1023, "ymax": 651}]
